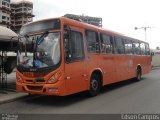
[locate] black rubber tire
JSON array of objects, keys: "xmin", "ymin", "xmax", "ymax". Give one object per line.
[
  {"xmin": 28, "ymin": 93, "xmax": 35, "ymax": 96},
  {"xmin": 88, "ymin": 74, "xmax": 101, "ymax": 97},
  {"xmin": 136, "ymin": 68, "xmax": 142, "ymax": 81}
]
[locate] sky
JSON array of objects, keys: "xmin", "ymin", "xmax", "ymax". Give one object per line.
[{"xmin": 12, "ymin": 0, "xmax": 160, "ymax": 49}]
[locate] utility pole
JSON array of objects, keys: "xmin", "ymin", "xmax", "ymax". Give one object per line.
[{"xmin": 134, "ymin": 26, "xmax": 151, "ymax": 41}]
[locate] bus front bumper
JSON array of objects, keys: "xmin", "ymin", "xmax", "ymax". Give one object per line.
[{"xmin": 16, "ymin": 81, "xmax": 66, "ymax": 96}]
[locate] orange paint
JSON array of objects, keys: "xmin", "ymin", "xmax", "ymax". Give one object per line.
[{"xmin": 16, "ymin": 17, "xmax": 151, "ymax": 96}]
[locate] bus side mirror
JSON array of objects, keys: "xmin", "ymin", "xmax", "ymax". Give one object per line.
[
  {"xmin": 64, "ymin": 25, "xmax": 70, "ymax": 39},
  {"xmin": 64, "ymin": 30, "xmax": 69, "ymax": 40}
]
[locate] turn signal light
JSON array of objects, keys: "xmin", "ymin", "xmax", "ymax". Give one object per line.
[
  {"xmin": 16, "ymin": 74, "xmax": 23, "ymax": 83},
  {"xmin": 47, "ymin": 72, "xmax": 61, "ymax": 84}
]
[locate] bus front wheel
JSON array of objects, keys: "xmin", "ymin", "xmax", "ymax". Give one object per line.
[{"xmin": 88, "ymin": 74, "xmax": 101, "ymax": 96}]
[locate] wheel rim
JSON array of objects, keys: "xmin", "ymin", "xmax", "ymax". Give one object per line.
[{"xmin": 91, "ymin": 79, "xmax": 98, "ymax": 91}]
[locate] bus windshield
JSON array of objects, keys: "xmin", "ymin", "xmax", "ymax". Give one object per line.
[
  {"xmin": 20, "ymin": 19, "xmax": 60, "ymax": 35},
  {"xmin": 18, "ymin": 32, "xmax": 60, "ymax": 69}
]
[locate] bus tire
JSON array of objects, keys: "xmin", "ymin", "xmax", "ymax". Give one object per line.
[
  {"xmin": 136, "ymin": 67, "xmax": 142, "ymax": 81},
  {"xmin": 88, "ymin": 74, "xmax": 101, "ymax": 97},
  {"xmin": 28, "ymin": 93, "xmax": 34, "ymax": 96}
]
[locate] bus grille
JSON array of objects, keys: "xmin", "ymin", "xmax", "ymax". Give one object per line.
[
  {"xmin": 26, "ymin": 79, "xmax": 45, "ymax": 83},
  {"xmin": 26, "ymin": 80, "xmax": 33, "ymax": 83},
  {"xmin": 27, "ymin": 85, "xmax": 43, "ymax": 91},
  {"xmin": 23, "ymin": 72, "xmax": 47, "ymax": 78},
  {"xmin": 36, "ymin": 79, "xmax": 45, "ymax": 82}
]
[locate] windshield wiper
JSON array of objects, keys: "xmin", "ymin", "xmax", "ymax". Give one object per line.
[
  {"xmin": 33, "ymin": 31, "xmax": 49, "ymax": 67},
  {"xmin": 37, "ymin": 31, "xmax": 49, "ymax": 45}
]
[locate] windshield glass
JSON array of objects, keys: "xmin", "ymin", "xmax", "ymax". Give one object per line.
[{"xmin": 17, "ymin": 32, "xmax": 61, "ymax": 69}]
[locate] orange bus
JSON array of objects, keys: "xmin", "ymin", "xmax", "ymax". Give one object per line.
[{"xmin": 16, "ymin": 17, "xmax": 151, "ymax": 96}]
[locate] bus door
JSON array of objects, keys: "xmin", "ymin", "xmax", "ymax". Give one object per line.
[{"xmin": 64, "ymin": 27, "xmax": 87, "ymax": 94}]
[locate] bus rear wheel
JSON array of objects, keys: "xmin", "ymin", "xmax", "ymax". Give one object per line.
[
  {"xmin": 88, "ymin": 74, "xmax": 101, "ymax": 96},
  {"xmin": 136, "ymin": 68, "xmax": 142, "ymax": 81}
]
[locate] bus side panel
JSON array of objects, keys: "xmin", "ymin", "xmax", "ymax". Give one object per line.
[
  {"xmin": 131, "ymin": 56, "xmax": 139, "ymax": 78},
  {"xmin": 132, "ymin": 55, "xmax": 151, "ymax": 77},
  {"xmin": 139, "ymin": 56, "xmax": 151, "ymax": 75},
  {"xmin": 98, "ymin": 54, "xmax": 116, "ymax": 85},
  {"xmin": 64, "ymin": 61, "xmax": 87, "ymax": 95},
  {"xmin": 86, "ymin": 54, "xmax": 99, "ymax": 80},
  {"xmin": 114, "ymin": 54, "xmax": 133, "ymax": 82}
]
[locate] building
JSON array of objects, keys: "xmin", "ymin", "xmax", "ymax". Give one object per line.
[
  {"xmin": 64, "ymin": 14, "xmax": 102, "ymax": 27},
  {"xmin": 0, "ymin": 0, "xmax": 34, "ymax": 33},
  {"xmin": 10, "ymin": 1, "xmax": 34, "ymax": 33},
  {"xmin": 0, "ymin": 0, "xmax": 11, "ymax": 28}
]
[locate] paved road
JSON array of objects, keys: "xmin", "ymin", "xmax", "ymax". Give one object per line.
[{"xmin": 0, "ymin": 69, "xmax": 160, "ymax": 114}]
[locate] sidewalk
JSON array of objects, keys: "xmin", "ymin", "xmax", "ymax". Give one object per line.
[
  {"xmin": 0, "ymin": 72, "xmax": 28, "ymax": 104},
  {"xmin": 152, "ymin": 66, "xmax": 160, "ymax": 70},
  {"xmin": 0, "ymin": 90, "xmax": 27, "ymax": 104}
]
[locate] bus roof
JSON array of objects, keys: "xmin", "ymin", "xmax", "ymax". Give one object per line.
[
  {"xmin": 23, "ymin": 17, "xmax": 148, "ymax": 44},
  {"xmin": 60, "ymin": 17, "xmax": 148, "ymax": 44}
]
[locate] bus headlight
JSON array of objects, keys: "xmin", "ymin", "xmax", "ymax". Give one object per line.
[
  {"xmin": 16, "ymin": 74, "xmax": 23, "ymax": 83},
  {"xmin": 47, "ymin": 72, "xmax": 61, "ymax": 84}
]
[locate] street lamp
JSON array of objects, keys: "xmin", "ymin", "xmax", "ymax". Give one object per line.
[{"xmin": 134, "ymin": 26, "xmax": 150, "ymax": 41}]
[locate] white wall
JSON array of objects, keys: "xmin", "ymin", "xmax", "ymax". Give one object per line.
[{"xmin": 152, "ymin": 50, "xmax": 160, "ymax": 67}]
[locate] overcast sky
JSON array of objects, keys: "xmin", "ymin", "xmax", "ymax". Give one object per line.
[{"xmin": 12, "ymin": 0, "xmax": 160, "ymax": 49}]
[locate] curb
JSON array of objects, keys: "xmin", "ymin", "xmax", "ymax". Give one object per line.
[
  {"xmin": 0, "ymin": 93, "xmax": 28, "ymax": 105},
  {"xmin": 152, "ymin": 67, "xmax": 160, "ymax": 70}
]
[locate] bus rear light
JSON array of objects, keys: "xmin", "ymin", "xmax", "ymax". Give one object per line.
[
  {"xmin": 16, "ymin": 74, "xmax": 23, "ymax": 83},
  {"xmin": 47, "ymin": 72, "xmax": 61, "ymax": 84}
]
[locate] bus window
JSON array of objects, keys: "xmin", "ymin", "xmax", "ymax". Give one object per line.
[
  {"xmin": 132, "ymin": 41, "xmax": 140, "ymax": 55},
  {"xmin": 145, "ymin": 43, "xmax": 150, "ymax": 55},
  {"xmin": 124, "ymin": 39, "xmax": 132, "ymax": 54},
  {"xmin": 140, "ymin": 42, "xmax": 145, "ymax": 55},
  {"xmin": 85, "ymin": 30, "xmax": 99, "ymax": 53},
  {"xmin": 100, "ymin": 33, "xmax": 112, "ymax": 53},
  {"xmin": 65, "ymin": 31, "xmax": 84, "ymax": 62},
  {"xmin": 114, "ymin": 37, "xmax": 125, "ymax": 54}
]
